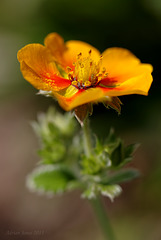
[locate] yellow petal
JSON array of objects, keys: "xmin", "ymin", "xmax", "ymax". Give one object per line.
[
  {"xmin": 101, "ymin": 47, "xmax": 153, "ymax": 93},
  {"xmin": 17, "ymin": 44, "xmax": 71, "ymax": 91},
  {"xmin": 64, "ymin": 40, "xmax": 101, "ymax": 68},
  {"xmin": 101, "ymin": 47, "xmax": 142, "ymax": 80}
]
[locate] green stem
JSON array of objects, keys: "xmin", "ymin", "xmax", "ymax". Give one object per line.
[
  {"xmin": 91, "ymin": 197, "xmax": 116, "ymax": 240},
  {"xmin": 82, "ymin": 118, "xmax": 93, "ymax": 157},
  {"xmin": 82, "ymin": 118, "xmax": 116, "ymax": 240}
]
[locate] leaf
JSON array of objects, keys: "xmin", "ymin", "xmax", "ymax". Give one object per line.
[
  {"xmin": 26, "ymin": 165, "xmax": 79, "ymax": 195},
  {"xmin": 81, "ymin": 153, "xmax": 111, "ymax": 175},
  {"xmin": 98, "ymin": 184, "xmax": 122, "ymax": 201},
  {"xmin": 81, "ymin": 184, "xmax": 97, "ymax": 199},
  {"xmin": 110, "ymin": 140, "xmax": 124, "ymax": 167},
  {"xmin": 81, "ymin": 155, "xmax": 101, "ymax": 175},
  {"xmin": 104, "ymin": 129, "xmax": 139, "ymax": 168},
  {"xmin": 82, "ymin": 183, "xmax": 122, "ymax": 200},
  {"xmin": 38, "ymin": 141, "xmax": 66, "ymax": 163},
  {"xmin": 124, "ymin": 143, "xmax": 140, "ymax": 158},
  {"xmin": 101, "ymin": 168, "xmax": 140, "ymax": 185}
]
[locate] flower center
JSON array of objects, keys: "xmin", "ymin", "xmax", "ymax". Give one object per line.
[{"xmin": 67, "ymin": 50, "xmax": 107, "ymax": 89}]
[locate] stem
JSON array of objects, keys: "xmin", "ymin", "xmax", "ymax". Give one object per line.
[
  {"xmin": 82, "ymin": 117, "xmax": 116, "ymax": 240},
  {"xmin": 91, "ymin": 197, "xmax": 116, "ymax": 240},
  {"xmin": 82, "ymin": 118, "xmax": 93, "ymax": 157}
]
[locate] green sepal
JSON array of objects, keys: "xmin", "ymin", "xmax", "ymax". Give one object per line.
[{"xmin": 26, "ymin": 165, "xmax": 80, "ymax": 195}]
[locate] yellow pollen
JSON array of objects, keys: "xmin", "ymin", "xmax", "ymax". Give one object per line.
[
  {"xmin": 71, "ymin": 80, "xmax": 78, "ymax": 86},
  {"xmin": 69, "ymin": 50, "xmax": 104, "ymax": 89},
  {"xmin": 84, "ymin": 81, "xmax": 91, "ymax": 87},
  {"xmin": 102, "ymin": 67, "xmax": 106, "ymax": 74}
]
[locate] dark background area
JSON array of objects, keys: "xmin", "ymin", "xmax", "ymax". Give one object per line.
[{"xmin": 0, "ymin": 0, "xmax": 161, "ymax": 239}]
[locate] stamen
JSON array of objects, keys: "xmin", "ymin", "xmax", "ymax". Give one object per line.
[
  {"xmin": 84, "ymin": 81, "xmax": 91, "ymax": 87},
  {"xmin": 66, "ymin": 66, "xmax": 72, "ymax": 72},
  {"xmin": 70, "ymin": 51, "xmax": 103, "ymax": 89},
  {"xmin": 102, "ymin": 67, "xmax": 106, "ymax": 74},
  {"xmin": 71, "ymin": 80, "xmax": 78, "ymax": 87},
  {"xmin": 77, "ymin": 52, "xmax": 82, "ymax": 59}
]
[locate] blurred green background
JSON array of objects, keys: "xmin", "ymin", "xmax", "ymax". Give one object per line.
[{"xmin": 0, "ymin": 0, "xmax": 161, "ymax": 239}]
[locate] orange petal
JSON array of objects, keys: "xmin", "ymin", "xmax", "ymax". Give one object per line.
[
  {"xmin": 17, "ymin": 44, "xmax": 71, "ymax": 91},
  {"xmin": 54, "ymin": 87, "xmax": 107, "ymax": 111},
  {"xmin": 44, "ymin": 32, "xmax": 67, "ymax": 66}
]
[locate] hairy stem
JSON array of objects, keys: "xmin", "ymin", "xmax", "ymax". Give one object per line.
[
  {"xmin": 91, "ymin": 197, "xmax": 116, "ymax": 240},
  {"xmin": 82, "ymin": 117, "xmax": 116, "ymax": 240},
  {"xmin": 82, "ymin": 118, "xmax": 93, "ymax": 157}
]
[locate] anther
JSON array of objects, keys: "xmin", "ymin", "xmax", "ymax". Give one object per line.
[
  {"xmin": 102, "ymin": 67, "xmax": 106, "ymax": 73},
  {"xmin": 84, "ymin": 81, "xmax": 91, "ymax": 87},
  {"xmin": 77, "ymin": 52, "xmax": 82, "ymax": 59},
  {"xmin": 97, "ymin": 73, "xmax": 102, "ymax": 77},
  {"xmin": 66, "ymin": 66, "xmax": 72, "ymax": 72},
  {"xmin": 71, "ymin": 80, "xmax": 78, "ymax": 87}
]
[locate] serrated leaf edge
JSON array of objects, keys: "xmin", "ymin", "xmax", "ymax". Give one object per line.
[{"xmin": 26, "ymin": 165, "xmax": 68, "ymax": 198}]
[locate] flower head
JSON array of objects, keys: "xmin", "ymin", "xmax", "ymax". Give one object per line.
[{"xmin": 17, "ymin": 33, "xmax": 153, "ymax": 115}]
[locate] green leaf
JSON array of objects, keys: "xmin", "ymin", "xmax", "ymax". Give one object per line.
[
  {"xmin": 81, "ymin": 183, "xmax": 122, "ymax": 201},
  {"xmin": 104, "ymin": 129, "xmax": 139, "ymax": 168},
  {"xmin": 81, "ymin": 184, "xmax": 97, "ymax": 199},
  {"xmin": 26, "ymin": 165, "xmax": 79, "ymax": 195},
  {"xmin": 81, "ymin": 153, "xmax": 111, "ymax": 175},
  {"xmin": 81, "ymin": 155, "xmax": 101, "ymax": 175},
  {"xmin": 124, "ymin": 143, "xmax": 140, "ymax": 159},
  {"xmin": 38, "ymin": 141, "xmax": 66, "ymax": 163},
  {"xmin": 98, "ymin": 184, "xmax": 122, "ymax": 201},
  {"xmin": 110, "ymin": 140, "xmax": 124, "ymax": 167},
  {"xmin": 101, "ymin": 168, "xmax": 140, "ymax": 185}
]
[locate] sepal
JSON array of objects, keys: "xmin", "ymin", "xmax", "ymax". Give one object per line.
[{"xmin": 103, "ymin": 97, "xmax": 122, "ymax": 114}]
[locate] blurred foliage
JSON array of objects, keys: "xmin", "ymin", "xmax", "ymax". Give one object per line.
[{"xmin": 27, "ymin": 108, "xmax": 139, "ymax": 202}]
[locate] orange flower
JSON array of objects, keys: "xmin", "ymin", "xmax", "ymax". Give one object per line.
[{"xmin": 17, "ymin": 33, "xmax": 153, "ymax": 113}]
